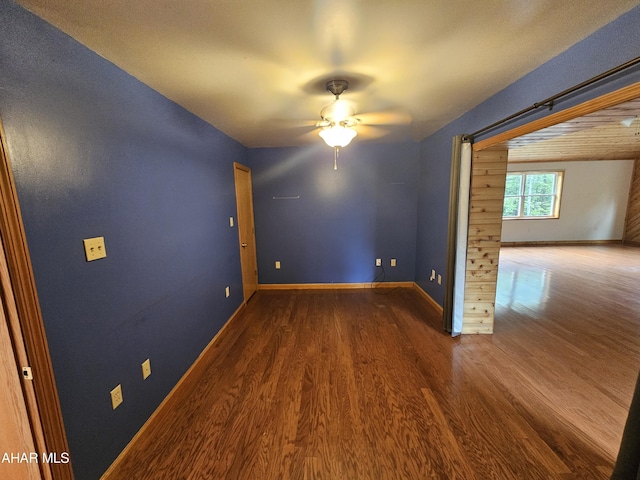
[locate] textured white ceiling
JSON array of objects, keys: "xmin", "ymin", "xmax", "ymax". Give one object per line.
[{"xmin": 15, "ymin": 0, "xmax": 640, "ymax": 147}]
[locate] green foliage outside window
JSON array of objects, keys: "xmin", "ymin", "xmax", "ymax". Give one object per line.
[{"xmin": 503, "ymin": 172, "xmax": 562, "ymax": 219}]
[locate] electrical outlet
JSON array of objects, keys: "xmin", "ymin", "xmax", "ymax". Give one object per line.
[
  {"xmin": 110, "ymin": 384, "xmax": 123, "ymax": 410},
  {"xmin": 430, "ymin": 269, "xmax": 436, "ymax": 281},
  {"xmin": 275, "ymin": 261, "xmax": 281, "ymax": 269},
  {"xmin": 142, "ymin": 359, "xmax": 151, "ymax": 380},
  {"xmin": 229, "ymin": 217, "xmax": 234, "ymax": 227},
  {"xmin": 376, "ymin": 258, "xmax": 381, "ymax": 267},
  {"xmin": 437, "ymin": 274, "xmax": 442, "ymax": 285},
  {"xmin": 225, "ymin": 286, "xmax": 230, "ymax": 298},
  {"xmin": 83, "ymin": 236, "xmax": 107, "ymax": 262},
  {"xmin": 390, "ymin": 258, "xmax": 397, "ymax": 267}
]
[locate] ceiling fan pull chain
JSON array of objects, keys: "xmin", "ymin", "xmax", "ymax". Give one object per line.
[{"xmin": 334, "ymin": 146, "xmax": 339, "ymax": 170}]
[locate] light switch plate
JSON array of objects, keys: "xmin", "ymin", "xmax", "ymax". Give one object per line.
[
  {"xmin": 141, "ymin": 359, "xmax": 151, "ymax": 380},
  {"xmin": 83, "ymin": 236, "xmax": 107, "ymax": 261}
]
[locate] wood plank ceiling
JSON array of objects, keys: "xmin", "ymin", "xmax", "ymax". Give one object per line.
[{"xmin": 507, "ymin": 98, "xmax": 640, "ymax": 162}]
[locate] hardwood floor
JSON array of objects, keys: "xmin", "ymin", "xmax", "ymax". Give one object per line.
[
  {"xmin": 494, "ymin": 245, "xmax": 640, "ymax": 463},
  {"xmin": 105, "ymin": 245, "xmax": 640, "ymax": 479}
]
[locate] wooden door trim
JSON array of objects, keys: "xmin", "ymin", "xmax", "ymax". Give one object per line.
[
  {"xmin": 234, "ymin": 162, "xmax": 250, "ymax": 173},
  {"xmin": 233, "ymin": 162, "xmax": 258, "ymax": 302},
  {"xmin": 0, "ymin": 120, "xmax": 73, "ymax": 478},
  {"xmin": 462, "ymin": 81, "xmax": 640, "ymax": 334},
  {"xmin": 473, "ymin": 82, "xmax": 640, "ymax": 151}
]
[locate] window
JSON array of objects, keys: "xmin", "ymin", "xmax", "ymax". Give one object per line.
[{"xmin": 503, "ymin": 171, "xmax": 563, "ymax": 219}]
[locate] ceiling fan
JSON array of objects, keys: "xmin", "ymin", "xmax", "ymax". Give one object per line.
[
  {"xmin": 310, "ymin": 79, "xmax": 412, "ymax": 169},
  {"xmin": 316, "ymin": 79, "xmax": 359, "ymax": 150}
]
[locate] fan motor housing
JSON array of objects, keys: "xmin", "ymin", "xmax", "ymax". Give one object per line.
[{"xmin": 326, "ymin": 79, "xmax": 349, "ymax": 97}]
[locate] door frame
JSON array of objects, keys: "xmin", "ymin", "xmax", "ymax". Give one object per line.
[
  {"xmin": 0, "ymin": 120, "xmax": 73, "ymax": 479},
  {"xmin": 0, "ymin": 234, "xmax": 44, "ymax": 479},
  {"xmin": 453, "ymin": 81, "xmax": 640, "ymax": 334},
  {"xmin": 233, "ymin": 162, "xmax": 258, "ymax": 302}
]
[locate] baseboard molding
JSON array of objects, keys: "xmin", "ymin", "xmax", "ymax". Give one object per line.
[
  {"xmin": 258, "ymin": 282, "xmax": 414, "ymax": 290},
  {"xmin": 412, "ymin": 283, "xmax": 444, "ymax": 315},
  {"xmin": 100, "ymin": 301, "xmax": 247, "ymax": 480},
  {"xmin": 257, "ymin": 282, "xmax": 443, "ymax": 315},
  {"xmin": 501, "ymin": 239, "xmax": 623, "ymax": 247}
]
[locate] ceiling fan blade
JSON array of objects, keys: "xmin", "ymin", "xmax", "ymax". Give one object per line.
[
  {"xmin": 296, "ymin": 127, "xmax": 323, "ymax": 143},
  {"xmin": 356, "ymin": 125, "xmax": 390, "ymax": 140},
  {"xmin": 271, "ymin": 118, "xmax": 321, "ymax": 129},
  {"xmin": 355, "ymin": 107, "xmax": 413, "ymax": 126}
]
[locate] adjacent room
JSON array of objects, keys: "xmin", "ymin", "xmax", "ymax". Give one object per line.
[
  {"xmin": 492, "ymin": 99, "xmax": 640, "ymax": 470},
  {"xmin": 1, "ymin": 1, "xmax": 640, "ymax": 479}
]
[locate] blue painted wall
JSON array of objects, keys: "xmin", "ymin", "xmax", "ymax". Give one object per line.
[
  {"xmin": 248, "ymin": 142, "xmax": 419, "ymax": 284},
  {"xmin": 3, "ymin": 0, "xmax": 640, "ymax": 477},
  {"xmin": 416, "ymin": 4, "xmax": 640, "ymax": 305},
  {"xmin": 0, "ymin": 1, "xmax": 246, "ymax": 478}
]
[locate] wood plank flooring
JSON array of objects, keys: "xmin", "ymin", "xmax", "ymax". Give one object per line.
[{"xmin": 105, "ymin": 245, "xmax": 640, "ymax": 479}]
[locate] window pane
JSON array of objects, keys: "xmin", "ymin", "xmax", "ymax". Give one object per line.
[
  {"xmin": 524, "ymin": 173, "xmax": 555, "ymax": 195},
  {"xmin": 523, "ymin": 195, "xmax": 553, "ymax": 217},
  {"xmin": 503, "ymin": 197, "xmax": 520, "ymax": 217},
  {"xmin": 503, "ymin": 171, "xmax": 562, "ymax": 220},
  {"xmin": 505, "ymin": 174, "xmax": 523, "ymax": 196}
]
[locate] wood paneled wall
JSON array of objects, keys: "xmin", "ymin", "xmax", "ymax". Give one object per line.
[
  {"xmin": 462, "ymin": 147, "xmax": 508, "ymax": 334},
  {"xmin": 624, "ymin": 158, "xmax": 640, "ymax": 245}
]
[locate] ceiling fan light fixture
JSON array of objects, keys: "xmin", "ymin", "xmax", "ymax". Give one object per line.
[
  {"xmin": 320, "ymin": 99, "xmax": 355, "ymax": 123},
  {"xmin": 319, "ymin": 124, "xmax": 357, "ymax": 147}
]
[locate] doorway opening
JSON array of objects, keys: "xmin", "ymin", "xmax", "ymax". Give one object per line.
[{"xmin": 456, "ymin": 81, "xmax": 640, "ymax": 334}]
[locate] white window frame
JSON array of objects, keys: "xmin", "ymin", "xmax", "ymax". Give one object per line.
[{"xmin": 503, "ymin": 170, "xmax": 564, "ymax": 220}]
